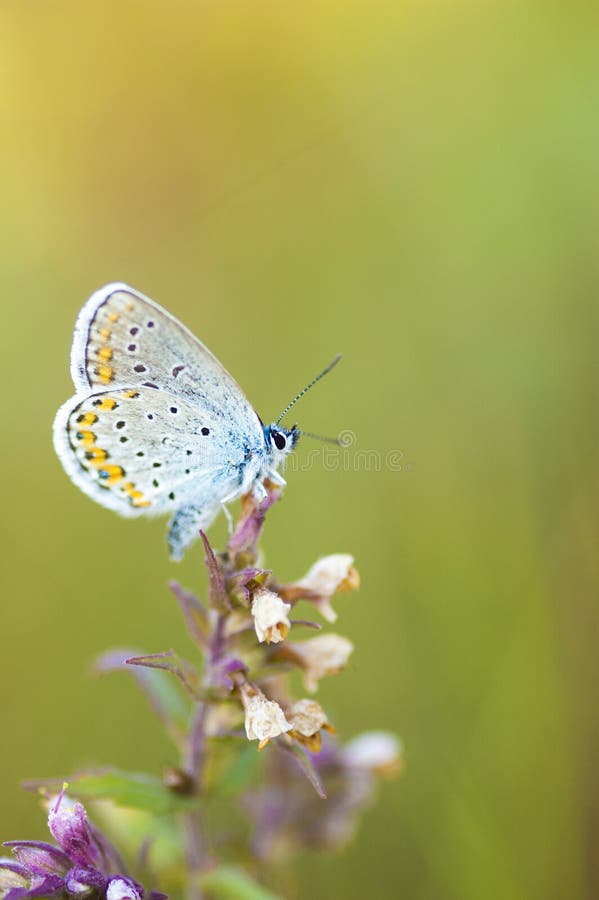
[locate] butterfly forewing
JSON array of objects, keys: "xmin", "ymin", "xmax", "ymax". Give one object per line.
[{"xmin": 71, "ymin": 284, "xmax": 262, "ymax": 436}]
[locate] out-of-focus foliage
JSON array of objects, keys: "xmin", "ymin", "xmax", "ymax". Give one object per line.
[{"xmin": 1, "ymin": 2, "xmax": 598, "ymax": 898}]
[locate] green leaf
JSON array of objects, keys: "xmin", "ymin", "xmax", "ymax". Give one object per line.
[
  {"xmin": 212, "ymin": 743, "xmax": 260, "ymax": 797},
  {"xmin": 62, "ymin": 769, "xmax": 198, "ymax": 814},
  {"xmin": 169, "ymin": 579, "xmax": 209, "ymax": 647},
  {"xmin": 200, "ymin": 866, "xmax": 283, "ymax": 900}
]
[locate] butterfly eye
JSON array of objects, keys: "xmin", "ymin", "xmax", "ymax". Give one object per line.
[{"xmin": 272, "ymin": 430, "xmax": 287, "ymax": 451}]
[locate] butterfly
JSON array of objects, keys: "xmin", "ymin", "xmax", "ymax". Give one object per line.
[{"xmin": 53, "ymin": 283, "xmax": 341, "ymax": 559}]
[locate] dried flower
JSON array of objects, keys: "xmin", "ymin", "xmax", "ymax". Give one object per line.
[
  {"xmin": 251, "ymin": 589, "xmax": 291, "ymax": 644},
  {"xmin": 243, "ymin": 729, "xmax": 400, "ymax": 860},
  {"xmin": 13, "ymin": 481, "xmax": 401, "ymax": 896},
  {"xmin": 342, "ymin": 731, "xmax": 402, "ymax": 778},
  {"xmin": 281, "ymin": 554, "xmax": 360, "ymax": 622},
  {"xmin": 238, "ymin": 681, "xmax": 292, "ymax": 749},
  {"xmin": 282, "ymin": 634, "xmax": 354, "ymax": 692},
  {"xmin": 287, "ymin": 699, "xmax": 333, "ymax": 752}
]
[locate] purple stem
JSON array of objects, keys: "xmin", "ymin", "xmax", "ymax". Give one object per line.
[
  {"xmin": 182, "ymin": 610, "xmax": 230, "ymax": 892},
  {"xmin": 186, "ymin": 703, "xmax": 208, "ymax": 783},
  {"xmin": 209, "ymin": 613, "xmax": 227, "ymax": 673},
  {"xmin": 183, "ymin": 810, "xmax": 205, "ymax": 900}
]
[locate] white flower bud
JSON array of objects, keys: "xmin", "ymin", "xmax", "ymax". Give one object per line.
[
  {"xmin": 106, "ymin": 878, "xmax": 143, "ymax": 900},
  {"xmin": 286, "ymin": 634, "xmax": 354, "ymax": 692},
  {"xmin": 238, "ymin": 681, "xmax": 291, "ymax": 749},
  {"xmin": 287, "ymin": 698, "xmax": 333, "ymax": 751},
  {"xmin": 343, "ymin": 731, "xmax": 402, "ymax": 777},
  {"xmin": 295, "ymin": 554, "xmax": 360, "ymax": 622},
  {"xmin": 251, "ymin": 588, "xmax": 291, "ymax": 644}
]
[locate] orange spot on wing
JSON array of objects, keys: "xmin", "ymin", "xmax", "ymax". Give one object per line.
[
  {"xmin": 97, "ymin": 346, "xmax": 113, "ymax": 361},
  {"xmin": 96, "ymin": 365, "xmax": 113, "ymax": 383},
  {"xmin": 95, "ymin": 397, "xmax": 117, "ymax": 411},
  {"xmin": 76, "ymin": 412, "xmax": 98, "ymax": 426},
  {"xmin": 107, "ymin": 312, "xmax": 120, "ymax": 323},
  {"xmin": 86, "ymin": 447, "xmax": 108, "ymax": 462},
  {"xmin": 123, "ymin": 481, "xmax": 151, "ymax": 507},
  {"xmin": 98, "ymin": 465, "xmax": 125, "ymax": 484},
  {"xmin": 76, "ymin": 430, "xmax": 96, "ymax": 446},
  {"xmin": 124, "ymin": 389, "xmax": 140, "ymax": 398},
  {"xmin": 99, "ymin": 327, "xmax": 111, "ymax": 341}
]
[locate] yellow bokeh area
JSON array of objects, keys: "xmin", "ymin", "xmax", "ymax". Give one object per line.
[{"xmin": 1, "ymin": 2, "xmax": 598, "ymax": 897}]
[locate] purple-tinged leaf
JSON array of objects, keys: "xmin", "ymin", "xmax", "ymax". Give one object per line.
[
  {"xmin": 66, "ymin": 770, "xmax": 196, "ymax": 814},
  {"xmin": 126, "ymin": 651, "xmax": 201, "ymax": 700},
  {"xmin": 3, "ymin": 873, "xmax": 64, "ymax": 900},
  {"xmin": 169, "ymin": 581, "xmax": 208, "ymax": 647},
  {"xmin": 0, "ymin": 861, "xmax": 29, "ymax": 888},
  {"xmin": 87, "ymin": 820, "xmax": 128, "ymax": 879},
  {"xmin": 20, "ymin": 771, "xmax": 197, "ymax": 815},
  {"xmin": 200, "ymin": 532, "xmax": 230, "ymax": 610},
  {"xmin": 3, "ymin": 842, "xmax": 70, "ymax": 877},
  {"xmin": 288, "ymin": 619, "xmax": 322, "ymax": 631},
  {"xmin": 274, "ymin": 742, "xmax": 327, "ymax": 799}
]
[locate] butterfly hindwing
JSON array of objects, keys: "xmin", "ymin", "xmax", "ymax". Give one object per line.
[{"xmin": 53, "ymin": 386, "xmax": 251, "ymax": 519}]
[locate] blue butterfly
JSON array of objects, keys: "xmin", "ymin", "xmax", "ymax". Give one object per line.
[{"xmin": 54, "ymin": 283, "xmax": 340, "ymax": 558}]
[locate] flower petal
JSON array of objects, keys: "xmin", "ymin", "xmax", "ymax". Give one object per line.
[
  {"xmin": 238, "ymin": 682, "xmax": 291, "ymax": 749},
  {"xmin": 2, "ymin": 842, "xmax": 70, "ymax": 877},
  {"xmin": 47, "ymin": 795, "xmax": 103, "ymax": 868},
  {"xmin": 283, "ymin": 634, "xmax": 354, "ymax": 692},
  {"xmin": 105, "ymin": 875, "xmax": 144, "ymax": 900},
  {"xmin": 65, "ymin": 866, "xmax": 106, "ymax": 894},
  {"xmin": 251, "ymin": 590, "xmax": 291, "ymax": 644}
]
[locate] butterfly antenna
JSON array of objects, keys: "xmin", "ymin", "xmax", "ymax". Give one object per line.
[
  {"xmin": 298, "ymin": 430, "xmax": 345, "ymax": 447},
  {"xmin": 276, "ymin": 353, "xmax": 342, "ymax": 425}
]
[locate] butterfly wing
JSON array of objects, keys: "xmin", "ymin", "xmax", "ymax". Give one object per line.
[
  {"xmin": 53, "ymin": 386, "xmax": 248, "ymax": 517},
  {"xmin": 54, "ymin": 284, "xmax": 267, "ymax": 544},
  {"xmin": 69, "ymin": 282, "xmax": 262, "ymax": 433}
]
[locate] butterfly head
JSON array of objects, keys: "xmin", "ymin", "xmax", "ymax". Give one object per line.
[{"xmin": 265, "ymin": 423, "xmax": 300, "ymax": 462}]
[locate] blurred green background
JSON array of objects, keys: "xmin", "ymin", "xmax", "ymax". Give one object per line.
[{"xmin": 1, "ymin": 1, "xmax": 598, "ymax": 897}]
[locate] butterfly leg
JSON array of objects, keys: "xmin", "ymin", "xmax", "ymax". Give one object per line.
[
  {"xmin": 267, "ymin": 470, "xmax": 287, "ymax": 488},
  {"xmin": 220, "ymin": 487, "xmax": 245, "ymax": 534},
  {"xmin": 221, "ymin": 502, "xmax": 234, "ymax": 534},
  {"xmin": 252, "ymin": 480, "xmax": 268, "ymax": 502}
]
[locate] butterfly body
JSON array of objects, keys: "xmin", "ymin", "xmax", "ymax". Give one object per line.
[{"xmin": 53, "ymin": 284, "xmax": 298, "ymax": 559}]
